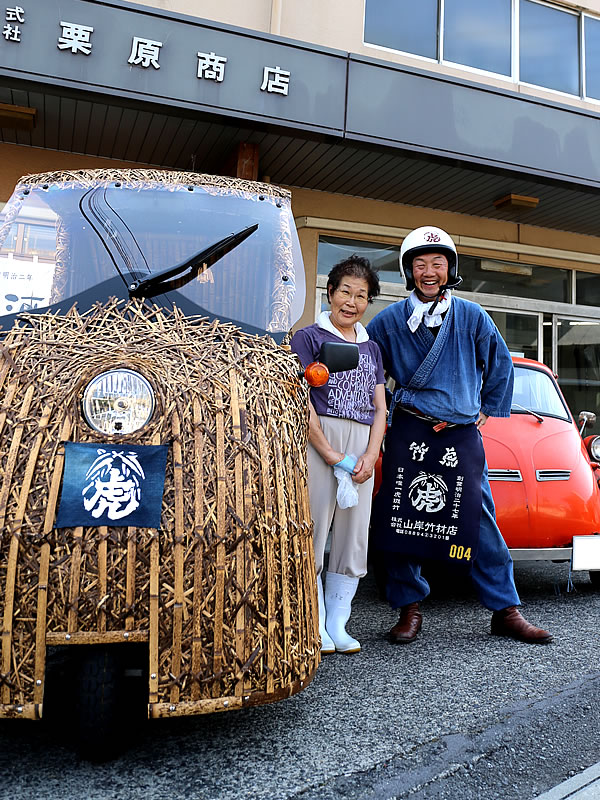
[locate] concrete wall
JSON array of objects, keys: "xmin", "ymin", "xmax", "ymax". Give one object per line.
[
  {"xmin": 0, "ymin": 143, "xmax": 151, "ymax": 202},
  {"xmin": 126, "ymin": 0, "xmax": 273, "ymax": 34}
]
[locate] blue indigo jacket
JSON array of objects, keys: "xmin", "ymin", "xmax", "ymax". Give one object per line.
[{"xmin": 366, "ymin": 296, "xmax": 514, "ymax": 425}]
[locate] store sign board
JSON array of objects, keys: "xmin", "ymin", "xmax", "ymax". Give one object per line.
[
  {"xmin": 0, "ymin": 0, "xmax": 346, "ymax": 133},
  {"xmin": 346, "ymin": 57, "xmax": 600, "ymax": 188},
  {"xmin": 0, "ymin": 253, "xmax": 54, "ymax": 316}
]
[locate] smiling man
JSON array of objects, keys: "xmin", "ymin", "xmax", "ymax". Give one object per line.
[{"xmin": 367, "ymin": 226, "xmax": 553, "ymax": 646}]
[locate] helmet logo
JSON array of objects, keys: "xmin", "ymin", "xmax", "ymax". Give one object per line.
[{"xmin": 424, "ymin": 231, "xmax": 441, "ymax": 243}]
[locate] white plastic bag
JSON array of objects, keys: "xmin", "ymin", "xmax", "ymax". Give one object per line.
[{"xmin": 333, "ymin": 454, "xmax": 359, "ymax": 509}]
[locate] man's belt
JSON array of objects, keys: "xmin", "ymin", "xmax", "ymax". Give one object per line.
[{"xmin": 393, "ymin": 405, "xmax": 470, "ymax": 433}]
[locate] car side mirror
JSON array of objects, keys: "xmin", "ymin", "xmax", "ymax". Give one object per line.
[
  {"xmin": 579, "ymin": 410, "xmax": 596, "ymax": 436},
  {"xmin": 318, "ymin": 341, "xmax": 359, "ymax": 374}
]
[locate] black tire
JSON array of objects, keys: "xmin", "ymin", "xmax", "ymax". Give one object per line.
[
  {"xmin": 589, "ymin": 570, "xmax": 600, "ymax": 589},
  {"xmin": 76, "ymin": 646, "xmax": 122, "ymax": 762}
]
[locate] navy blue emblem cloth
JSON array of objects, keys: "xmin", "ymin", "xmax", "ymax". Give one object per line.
[
  {"xmin": 55, "ymin": 442, "xmax": 169, "ymax": 529},
  {"xmin": 372, "ymin": 410, "xmax": 484, "ymax": 568}
]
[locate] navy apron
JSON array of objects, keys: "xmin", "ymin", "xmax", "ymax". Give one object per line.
[
  {"xmin": 372, "ymin": 410, "xmax": 484, "ymax": 569},
  {"xmin": 372, "ymin": 302, "xmax": 484, "ymax": 569}
]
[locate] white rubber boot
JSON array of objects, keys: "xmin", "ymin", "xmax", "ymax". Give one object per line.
[
  {"xmin": 324, "ymin": 572, "xmax": 361, "ymax": 654},
  {"xmin": 317, "ymin": 574, "xmax": 335, "ymax": 654}
]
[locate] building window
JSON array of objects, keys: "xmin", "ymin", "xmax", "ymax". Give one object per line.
[
  {"xmin": 576, "ymin": 271, "xmax": 600, "ymax": 306},
  {"xmin": 488, "ymin": 309, "xmax": 539, "ymax": 361},
  {"xmin": 317, "ymin": 235, "xmax": 402, "ymax": 283},
  {"xmin": 584, "ymin": 15, "xmax": 600, "ymax": 100},
  {"xmin": 0, "ymin": 221, "xmax": 56, "ymax": 260},
  {"xmin": 317, "ymin": 238, "xmax": 573, "ymax": 305},
  {"xmin": 460, "ymin": 256, "xmax": 570, "ymax": 303},
  {"xmin": 443, "ymin": 0, "xmax": 512, "ymax": 76},
  {"xmin": 519, "ymin": 0, "xmax": 579, "ymax": 95},
  {"xmin": 364, "ymin": 0, "xmax": 596, "ymax": 101},
  {"xmin": 364, "ymin": 0, "xmax": 438, "ymax": 59}
]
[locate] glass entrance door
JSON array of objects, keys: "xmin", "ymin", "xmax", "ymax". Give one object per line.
[
  {"xmin": 486, "ymin": 308, "xmax": 541, "ymax": 362},
  {"xmin": 555, "ymin": 316, "xmax": 600, "ymax": 417}
]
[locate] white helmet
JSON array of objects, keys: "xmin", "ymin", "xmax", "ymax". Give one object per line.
[{"xmin": 400, "ymin": 226, "xmax": 460, "ymax": 291}]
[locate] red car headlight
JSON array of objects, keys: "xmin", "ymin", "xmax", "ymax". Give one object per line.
[{"xmin": 584, "ymin": 435, "xmax": 600, "ymax": 462}]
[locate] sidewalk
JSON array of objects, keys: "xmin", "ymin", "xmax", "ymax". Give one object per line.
[{"xmin": 535, "ymin": 762, "xmax": 600, "ymax": 799}]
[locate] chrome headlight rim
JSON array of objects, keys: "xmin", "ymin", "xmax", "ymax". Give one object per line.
[
  {"xmin": 588, "ymin": 435, "xmax": 600, "ymax": 462},
  {"xmin": 82, "ymin": 368, "xmax": 156, "ymax": 435}
]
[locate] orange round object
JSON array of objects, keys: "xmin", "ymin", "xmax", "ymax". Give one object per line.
[{"xmin": 304, "ymin": 361, "xmax": 329, "ymax": 387}]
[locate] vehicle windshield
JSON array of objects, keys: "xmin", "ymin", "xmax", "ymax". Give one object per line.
[
  {"xmin": 511, "ymin": 365, "xmax": 570, "ymax": 420},
  {"xmin": 0, "ymin": 175, "xmax": 305, "ymax": 338}
]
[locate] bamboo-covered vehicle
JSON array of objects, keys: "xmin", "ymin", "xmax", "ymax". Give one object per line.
[{"xmin": 0, "ymin": 169, "xmax": 355, "ymax": 758}]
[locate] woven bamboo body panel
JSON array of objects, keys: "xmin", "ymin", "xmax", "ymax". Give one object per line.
[{"xmin": 0, "ymin": 300, "xmax": 319, "ymax": 718}]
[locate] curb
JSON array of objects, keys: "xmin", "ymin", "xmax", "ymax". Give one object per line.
[{"xmin": 535, "ymin": 762, "xmax": 600, "ymax": 799}]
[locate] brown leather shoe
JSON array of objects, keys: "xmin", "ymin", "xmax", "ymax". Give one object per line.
[
  {"xmin": 491, "ymin": 606, "xmax": 552, "ymax": 644},
  {"xmin": 389, "ymin": 602, "xmax": 422, "ymax": 644}
]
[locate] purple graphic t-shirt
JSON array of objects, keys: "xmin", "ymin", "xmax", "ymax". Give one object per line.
[{"xmin": 291, "ymin": 323, "xmax": 385, "ymax": 425}]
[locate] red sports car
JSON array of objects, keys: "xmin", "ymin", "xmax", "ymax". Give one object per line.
[
  {"xmin": 483, "ymin": 357, "xmax": 600, "ymax": 585},
  {"xmin": 373, "ymin": 357, "xmax": 600, "ymax": 585}
]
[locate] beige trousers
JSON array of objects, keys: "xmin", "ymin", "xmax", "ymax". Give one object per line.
[{"xmin": 307, "ymin": 415, "xmax": 374, "ymax": 579}]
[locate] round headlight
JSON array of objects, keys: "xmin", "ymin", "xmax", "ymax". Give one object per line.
[
  {"xmin": 82, "ymin": 369, "xmax": 155, "ymax": 434},
  {"xmin": 589, "ymin": 436, "xmax": 600, "ymax": 461}
]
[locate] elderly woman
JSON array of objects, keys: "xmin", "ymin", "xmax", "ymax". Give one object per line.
[{"xmin": 291, "ymin": 256, "xmax": 387, "ymax": 654}]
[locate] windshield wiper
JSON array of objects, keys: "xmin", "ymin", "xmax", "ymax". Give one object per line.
[
  {"xmin": 79, "ymin": 187, "xmax": 150, "ymax": 286},
  {"xmin": 513, "ymin": 403, "xmax": 544, "ymax": 423},
  {"xmin": 128, "ymin": 223, "xmax": 258, "ymax": 300}
]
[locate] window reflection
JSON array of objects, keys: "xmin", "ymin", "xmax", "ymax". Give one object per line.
[
  {"xmin": 585, "ymin": 15, "xmax": 600, "ymax": 100},
  {"xmin": 512, "ymin": 365, "xmax": 569, "ymax": 419},
  {"xmin": 318, "ymin": 240, "xmax": 573, "ymax": 304},
  {"xmin": 520, "ymin": 0, "xmax": 579, "ymax": 95},
  {"xmin": 557, "ymin": 318, "xmax": 600, "ymax": 415},
  {"xmin": 363, "ymin": 0, "xmax": 595, "ymax": 101},
  {"xmin": 576, "ymin": 271, "xmax": 600, "ymax": 307},
  {"xmin": 444, "ymin": 0, "xmax": 511, "ymax": 76},
  {"xmin": 364, "ymin": 0, "xmax": 438, "ymax": 59},
  {"xmin": 460, "ymin": 256, "xmax": 569, "ymax": 303},
  {"xmin": 318, "ymin": 236, "xmax": 401, "ymax": 284},
  {"xmin": 488, "ymin": 310, "xmax": 538, "ymax": 361}
]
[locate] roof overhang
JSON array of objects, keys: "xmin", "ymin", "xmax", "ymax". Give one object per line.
[{"xmin": 2, "ymin": 0, "xmax": 600, "ymax": 236}]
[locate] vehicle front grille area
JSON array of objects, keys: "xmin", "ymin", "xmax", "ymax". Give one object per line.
[
  {"xmin": 0, "ymin": 300, "xmax": 319, "ymax": 718},
  {"xmin": 488, "ymin": 469, "xmax": 523, "ymax": 482},
  {"xmin": 536, "ymin": 469, "xmax": 571, "ymax": 481}
]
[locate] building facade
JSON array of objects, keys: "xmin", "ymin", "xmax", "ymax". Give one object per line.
[{"xmin": 2, "ymin": 0, "xmax": 600, "ymax": 414}]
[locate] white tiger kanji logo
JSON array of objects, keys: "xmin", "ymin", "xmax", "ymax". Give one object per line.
[
  {"xmin": 82, "ymin": 449, "xmax": 145, "ymax": 520},
  {"xmin": 408, "ymin": 472, "xmax": 448, "ymax": 513}
]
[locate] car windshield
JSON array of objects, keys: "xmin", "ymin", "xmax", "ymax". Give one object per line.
[
  {"xmin": 511, "ymin": 365, "xmax": 570, "ymax": 420},
  {"xmin": 0, "ymin": 175, "xmax": 305, "ymax": 338}
]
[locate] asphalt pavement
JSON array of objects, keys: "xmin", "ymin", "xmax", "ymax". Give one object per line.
[{"xmin": 1, "ymin": 559, "xmax": 599, "ymax": 800}]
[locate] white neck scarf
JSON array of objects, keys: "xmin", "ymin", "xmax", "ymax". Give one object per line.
[
  {"xmin": 407, "ymin": 290, "xmax": 451, "ymax": 334},
  {"xmin": 317, "ymin": 311, "xmax": 370, "ymax": 343}
]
